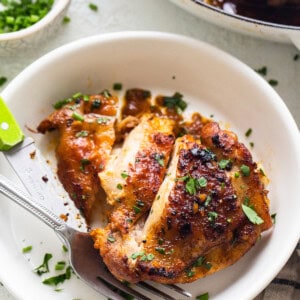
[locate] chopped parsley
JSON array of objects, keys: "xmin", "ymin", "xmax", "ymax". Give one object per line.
[
  {"xmin": 154, "ymin": 153, "xmax": 165, "ymax": 166},
  {"xmin": 22, "ymin": 245, "xmax": 32, "ymax": 253},
  {"xmin": 89, "ymin": 3, "xmax": 98, "ymax": 11},
  {"xmin": 245, "ymin": 128, "xmax": 252, "ymax": 137},
  {"xmin": 0, "ymin": 77, "xmax": 7, "ymax": 86},
  {"xmin": 116, "ymin": 183, "xmax": 123, "ymax": 190},
  {"xmin": 155, "ymin": 247, "xmax": 166, "ymax": 255},
  {"xmin": 240, "ymin": 164, "xmax": 250, "ymax": 177},
  {"xmin": 271, "ymin": 213, "xmax": 277, "ymax": 224},
  {"xmin": 268, "ymin": 79, "xmax": 278, "ymax": 86},
  {"xmin": 242, "ymin": 204, "xmax": 264, "ymax": 225},
  {"xmin": 196, "ymin": 292, "xmax": 209, "ymax": 300},
  {"xmin": 62, "ymin": 245, "xmax": 68, "ymax": 252},
  {"xmin": 162, "ymin": 92, "xmax": 187, "ymax": 113},
  {"xmin": 62, "ymin": 16, "xmax": 70, "ymax": 24},
  {"xmin": 97, "ymin": 117, "xmax": 109, "ymax": 124},
  {"xmin": 113, "ymin": 82, "xmax": 123, "ymax": 90},
  {"xmin": 80, "ymin": 158, "xmax": 91, "ymax": 172},
  {"xmin": 218, "ymin": 159, "xmax": 231, "ymax": 170},
  {"xmin": 34, "ymin": 253, "xmax": 52, "ymax": 275},
  {"xmin": 75, "ymin": 130, "xmax": 88, "ymax": 138},
  {"xmin": 207, "ymin": 211, "xmax": 218, "ymax": 222},
  {"xmin": 255, "ymin": 66, "xmax": 267, "ymax": 76},
  {"xmin": 42, "ymin": 266, "xmax": 72, "ymax": 286},
  {"xmin": 121, "ymin": 171, "xmax": 129, "ymax": 178}
]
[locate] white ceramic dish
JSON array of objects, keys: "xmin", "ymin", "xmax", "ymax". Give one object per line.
[
  {"xmin": 169, "ymin": 0, "xmax": 300, "ymax": 49},
  {"xmin": 0, "ymin": 32, "xmax": 300, "ymax": 300},
  {"xmin": 0, "ymin": 0, "xmax": 71, "ymax": 56}
]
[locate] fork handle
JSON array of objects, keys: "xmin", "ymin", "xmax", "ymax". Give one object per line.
[{"xmin": 0, "ymin": 174, "xmax": 65, "ymax": 231}]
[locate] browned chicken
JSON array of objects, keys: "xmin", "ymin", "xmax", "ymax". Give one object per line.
[
  {"xmin": 99, "ymin": 114, "xmax": 176, "ymax": 233},
  {"xmin": 91, "ymin": 121, "xmax": 272, "ymax": 284},
  {"xmin": 37, "ymin": 92, "xmax": 118, "ymax": 222}
]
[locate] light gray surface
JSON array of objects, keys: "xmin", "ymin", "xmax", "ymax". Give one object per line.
[{"xmin": 0, "ymin": 0, "xmax": 299, "ymax": 299}]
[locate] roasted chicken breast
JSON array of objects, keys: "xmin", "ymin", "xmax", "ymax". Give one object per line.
[
  {"xmin": 91, "ymin": 121, "xmax": 272, "ymax": 283},
  {"xmin": 37, "ymin": 92, "xmax": 118, "ymax": 221}
]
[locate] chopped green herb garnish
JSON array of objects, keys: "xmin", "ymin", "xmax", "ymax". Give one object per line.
[
  {"xmin": 62, "ymin": 16, "xmax": 70, "ymax": 24},
  {"xmin": 121, "ymin": 172, "xmax": 129, "ymax": 178},
  {"xmin": 271, "ymin": 213, "xmax": 277, "ymax": 224},
  {"xmin": 208, "ymin": 211, "xmax": 218, "ymax": 222},
  {"xmin": 185, "ymin": 177, "xmax": 197, "ymax": 195},
  {"xmin": 113, "ymin": 83, "xmax": 123, "ymax": 90},
  {"xmin": 294, "ymin": 54, "xmax": 299, "ymax": 61},
  {"xmin": 53, "ymin": 98, "xmax": 72, "ymax": 109},
  {"xmin": 0, "ymin": 0, "xmax": 54, "ymax": 33},
  {"xmin": 242, "ymin": 204, "xmax": 264, "ymax": 225},
  {"xmin": 34, "ymin": 253, "xmax": 52, "ymax": 275},
  {"xmin": 72, "ymin": 92, "xmax": 82, "ymax": 99},
  {"xmin": 89, "ymin": 3, "xmax": 98, "ymax": 11},
  {"xmin": 204, "ymin": 195, "xmax": 212, "ymax": 207},
  {"xmin": 162, "ymin": 92, "xmax": 187, "ymax": 113},
  {"xmin": 97, "ymin": 117, "xmax": 109, "ymax": 124},
  {"xmin": 43, "ymin": 266, "xmax": 72, "ymax": 286},
  {"xmin": 101, "ymin": 89, "xmax": 111, "ymax": 98},
  {"xmin": 154, "ymin": 153, "xmax": 165, "ymax": 166},
  {"xmin": 243, "ymin": 196, "xmax": 250, "ymax": 206},
  {"xmin": 83, "ymin": 95, "xmax": 90, "ymax": 101},
  {"xmin": 130, "ymin": 251, "xmax": 145, "ymax": 259},
  {"xmin": 197, "ymin": 177, "xmax": 207, "ymax": 188},
  {"xmin": 75, "ymin": 130, "xmax": 88, "ymax": 138},
  {"xmin": 193, "ymin": 256, "xmax": 205, "ymax": 267},
  {"xmin": 158, "ymin": 238, "xmax": 164, "ymax": 245},
  {"xmin": 234, "ymin": 172, "xmax": 240, "ymax": 178},
  {"xmin": 196, "ymin": 292, "xmax": 209, "ymax": 300},
  {"xmin": 133, "ymin": 205, "xmax": 141, "ymax": 214},
  {"xmin": 80, "ymin": 158, "xmax": 91, "ymax": 172},
  {"xmin": 155, "ymin": 247, "xmax": 166, "ymax": 254},
  {"xmin": 136, "ymin": 200, "xmax": 144, "ymax": 207},
  {"xmin": 72, "ymin": 112, "xmax": 84, "ymax": 122},
  {"xmin": 116, "ymin": 183, "xmax": 123, "ymax": 190},
  {"xmin": 22, "ymin": 245, "xmax": 32, "ymax": 253},
  {"xmin": 218, "ymin": 159, "xmax": 231, "ymax": 170},
  {"xmin": 259, "ymin": 168, "xmax": 266, "ymax": 176},
  {"xmin": 140, "ymin": 253, "xmax": 155, "ymax": 261},
  {"xmin": 250, "ymin": 142, "xmax": 254, "ymax": 148},
  {"xmin": 107, "ymin": 235, "xmax": 116, "ymax": 243},
  {"xmin": 255, "ymin": 66, "xmax": 267, "ymax": 76},
  {"xmin": 268, "ymin": 79, "xmax": 278, "ymax": 86},
  {"xmin": 240, "ymin": 164, "xmax": 250, "ymax": 177},
  {"xmin": 55, "ymin": 261, "xmax": 66, "ymax": 271},
  {"xmin": 0, "ymin": 77, "xmax": 7, "ymax": 86},
  {"xmin": 62, "ymin": 245, "xmax": 68, "ymax": 252},
  {"xmin": 245, "ymin": 128, "xmax": 252, "ymax": 137},
  {"xmin": 203, "ymin": 261, "xmax": 212, "ymax": 270},
  {"xmin": 186, "ymin": 269, "xmax": 195, "ymax": 277}
]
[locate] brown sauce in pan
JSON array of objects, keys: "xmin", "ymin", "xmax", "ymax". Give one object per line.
[{"xmin": 205, "ymin": 0, "xmax": 300, "ymax": 26}]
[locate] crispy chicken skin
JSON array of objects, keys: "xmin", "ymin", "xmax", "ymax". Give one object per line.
[
  {"xmin": 37, "ymin": 92, "xmax": 118, "ymax": 221},
  {"xmin": 91, "ymin": 122, "xmax": 272, "ymax": 284}
]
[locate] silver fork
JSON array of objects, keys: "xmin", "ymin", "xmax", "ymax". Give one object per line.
[{"xmin": 0, "ymin": 174, "xmax": 192, "ymax": 300}]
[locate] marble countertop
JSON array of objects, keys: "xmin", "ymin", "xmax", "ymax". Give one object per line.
[{"xmin": 0, "ymin": 0, "xmax": 299, "ymax": 299}]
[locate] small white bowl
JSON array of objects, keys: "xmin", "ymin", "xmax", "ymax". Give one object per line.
[
  {"xmin": 0, "ymin": 32, "xmax": 300, "ymax": 300},
  {"xmin": 0, "ymin": 0, "xmax": 71, "ymax": 56}
]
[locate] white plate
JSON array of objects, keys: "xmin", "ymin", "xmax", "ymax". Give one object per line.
[{"xmin": 1, "ymin": 32, "xmax": 300, "ymax": 300}]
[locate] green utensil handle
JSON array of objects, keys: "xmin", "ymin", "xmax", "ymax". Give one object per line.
[{"xmin": 0, "ymin": 96, "xmax": 24, "ymax": 151}]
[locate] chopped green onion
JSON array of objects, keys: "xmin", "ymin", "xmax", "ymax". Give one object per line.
[
  {"xmin": 121, "ymin": 172, "xmax": 129, "ymax": 178},
  {"xmin": 116, "ymin": 183, "xmax": 123, "ymax": 190},
  {"xmin": 185, "ymin": 177, "xmax": 197, "ymax": 195},
  {"xmin": 245, "ymin": 128, "xmax": 252, "ymax": 137},
  {"xmin": 62, "ymin": 245, "xmax": 68, "ymax": 252},
  {"xmin": 218, "ymin": 159, "xmax": 231, "ymax": 170},
  {"xmin": 294, "ymin": 54, "xmax": 299, "ymax": 61},
  {"xmin": 240, "ymin": 164, "xmax": 250, "ymax": 177},
  {"xmin": 255, "ymin": 66, "xmax": 267, "ymax": 76},
  {"xmin": 107, "ymin": 235, "xmax": 116, "ymax": 243},
  {"xmin": 208, "ymin": 211, "xmax": 218, "ymax": 222},
  {"xmin": 197, "ymin": 177, "xmax": 207, "ymax": 188},
  {"xmin": 22, "ymin": 245, "xmax": 32, "ymax": 253},
  {"xmin": 155, "ymin": 247, "xmax": 166, "ymax": 254},
  {"xmin": 53, "ymin": 98, "xmax": 72, "ymax": 109},
  {"xmin": 42, "ymin": 266, "xmax": 72, "ymax": 286},
  {"xmin": 72, "ymin": 112, "xmax": 84, "ymax": 122},
  {"xmin": 133, "ymin": 205, "xmax": 141, "ymax": 214},
  {"xmin": 0, "ymin": 77, "xmax": 7, "ymax": 86},
  {"xmin": 268, "ymin": 79, "xmax": 278, "ymax": 86},
  {"xmin": 162, "ymin": 92, "xmax": 187, "ymax": 113},
  {"xmin": 55, "ymin": 261, "xmax": 66, "ymax": 271},
  {"xmin": 196, "ymin": 292, "xmax": 209, "ymax": 300},
  {"xmin": 62, "ymin": 16, "xmax": 70, "ymax": 24},
  {"xmin": 271, "ymin": 213, "xmax": 277, "ymax": 224},
  {"xmin": 75, "ymin": 130, "xmax": 89, "ymax": 138},
  {"xmin": 154, "ymin": 153, "xmax": 165, "ymax": 166},
  {"xmin": 130, "ymin": 251, "xmax": 145, "ymax": 259}
]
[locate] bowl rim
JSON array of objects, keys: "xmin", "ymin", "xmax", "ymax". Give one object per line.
[
  {"xmin": 0, "ymin": 0, "xmax": 71, "ymax": 41},
  {"xmin": 189, "ymin": 0, "xmax": 300, "ymax": 30}
]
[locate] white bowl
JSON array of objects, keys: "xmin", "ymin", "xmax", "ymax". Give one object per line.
[
  {"xmin": 0, "ymin": 0, "xmax": 71, "ymax": 56},
  {"xmin": 169, "ymin": 0, "xmax": 300, "ymax": 49},
  {"xmin": 0, "ymin": 32, "xmax": 300, "ymax": 300}
]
